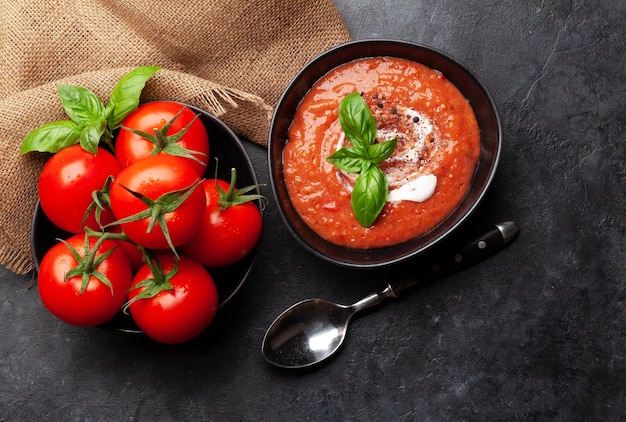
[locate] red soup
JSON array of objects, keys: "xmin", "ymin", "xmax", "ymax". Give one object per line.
[{"xmin": 283, "ymin": 57, "xmax": 481, "ymax": 249}]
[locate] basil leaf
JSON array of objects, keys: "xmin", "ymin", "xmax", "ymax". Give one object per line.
[
  {"xmin": 327, "ymin": 146, "xmax": 365, "ymax": 173},
  {"xmin": 327, "ymin": 92, "xmax": 398, "ymax": 227},
  {"xmin": 57, "ymin": 84, "xmax": 105, "ymax": 126},
  {"xmin": 79, "ymin": 121, "xmax": 105, "ymax": 154},
  {"xmin": 21, "ymin": 66, "xmax": 159, "ymax": 155},
  {"xmin": 338, "ymin": 92, "xmax": 377, "ymax": 149},
  {"xmin": 366, "ymin": 138, "xmax": 398, "ymax": 165},
  {"xmin": 20, "ymin": 120, "xmax": 81, "ymax": 154},
  {"xmin": 351, "ymin": 165, "xmax": 388, "ymax": 228},
  {"xmin": 106, "ymin": 66, "xmax": 161, "ymax": 129}
]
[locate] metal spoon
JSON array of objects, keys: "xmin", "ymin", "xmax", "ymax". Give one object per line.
[{"xmin": 262, "ymin": 221, "xmax": 519, "ymax": 369}]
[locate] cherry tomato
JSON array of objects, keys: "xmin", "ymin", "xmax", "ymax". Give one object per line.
[
  {"xmin": 109, "ymin": 154, "xmax": 206, "ymax": 250},
  {"xmin": 107, "ymin": 225, "xmax": 145, "ymax": 273},
  {"xmin": 116, "ymin": 238, "xmax": 145, "ymax": 273},
  {"xmin": 115, "ymin": 101, "xmax": 209, "ymax": 176},
  {"xmin": 38, "ymin": 145, "xmax": 120, "ymax": 233},
  {"xmin": 128, "ymin": 253, "xmax": 219, "ymax": 344},
  {"xmin": 180, "ymin": 178, "xmax": 263, "ymax": 267},
  {"xmin": 38, "ymin": 233, "xmax": 133, "ymax": 327}
]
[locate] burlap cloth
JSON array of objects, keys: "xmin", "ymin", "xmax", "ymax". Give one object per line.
[{"xmin": 0, "ymin": 0, "xmax": 351, "ymax": 275}]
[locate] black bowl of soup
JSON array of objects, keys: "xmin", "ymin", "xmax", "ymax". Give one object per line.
[{"xmin": 268, "ymin": 40, "xmax": 501, "ymax": 268}]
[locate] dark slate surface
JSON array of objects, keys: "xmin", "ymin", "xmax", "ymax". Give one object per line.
[{"xmin": 1, "ymin": 1, "xmax": 624, "ymax": 420}]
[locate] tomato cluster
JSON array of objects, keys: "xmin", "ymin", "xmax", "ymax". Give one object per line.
[{"xmin": 33, "ymin": 101, "xmax": 263, "ymax": 344}]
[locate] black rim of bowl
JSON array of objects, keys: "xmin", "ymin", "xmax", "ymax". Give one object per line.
[
  {"xmin": 268, "ymin": 39, "xmax": 502, "ymax": 269},
  {"xmin": 30, "ymin": 102, "xmax": 262, "ymax": 333}
]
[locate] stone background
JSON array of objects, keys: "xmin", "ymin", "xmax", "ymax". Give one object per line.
[{"xmin": 1, "ymin": 1, "xmax": 624, "ymax": 420}]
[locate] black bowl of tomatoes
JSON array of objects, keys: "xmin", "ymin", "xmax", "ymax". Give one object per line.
[{"xmin": 31, "ymin": 99, "xmax": 263, "ymax": 341}]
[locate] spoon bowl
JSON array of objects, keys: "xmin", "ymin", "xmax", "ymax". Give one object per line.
[
  {"xmin": 262, "ymin": 299, "xmax": 353, "ymax": 369},
  {"xmin": 262, "ymin": 222, "xmax": 519, "ymax": 369}
]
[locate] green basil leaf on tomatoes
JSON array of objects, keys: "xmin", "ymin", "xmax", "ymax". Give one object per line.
[
  {"xmin": 327, "ymin": 92, "xmax": 397, "ymax": 228},
  {"xmin": 351, "ymin": 165, "xmax": 388, "ymax": 228},
  {"xmin": 57, "ymin": 82, "xmax": 107, "ymax": 153},
  {"xmin": 106, "ymin": 65, "xmax": 161, "ymax": 130},
  {"xmin": 57, "ymin": 84, "xmax": 106, "ymax": 125},
  {"xmin": 80, "ymin": 120, "xmax": 106, "ymax": 154},
  {"xmin": 20, "ymin": 120, "xmax": 81, "ymax": 154},
  {"xmin": 20, "ymin": 65, "xmax": 160, "ymax": 155}
]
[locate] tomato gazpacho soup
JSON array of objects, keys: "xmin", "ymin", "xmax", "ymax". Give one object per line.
[{"xmin": 283, "ymin": 57, "xmax": 481, "ymax": 249}]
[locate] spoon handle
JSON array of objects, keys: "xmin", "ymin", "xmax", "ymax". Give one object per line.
[{"xmin": 387, "ymin": 221, "xmax": 519, "ymax": 297}]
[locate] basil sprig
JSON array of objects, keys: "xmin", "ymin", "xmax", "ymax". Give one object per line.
[
  {"xmin": 327, "ymin": 92, "xmax": 397, "ymax": 227},
  {"xmin": 21, "ymin": 66, "xmax": 161, "ymax": 155}
]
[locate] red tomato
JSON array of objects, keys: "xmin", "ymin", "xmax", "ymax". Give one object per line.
[
  {"xmin": 180, "ymin": 178, "xmax": 263, "ymax": 267},
  {"xmin": 109, "ymin": 154, "xmax": 206, "ymax": 250},
  {"xmin": 115, "ymin": 101, "xmax": 209, "ymax": 176},
  {"xmin": 128, "ymin": 253, "xmax": 219, "ymax": 344},
  {"xmin": 116, "ymin": 238, "xmax": 145, "ymax": 273},
  {"xmin": 38, "ymin": 233, "xmax": 133, "ymax": 327},
  {"xmin": 38, "ymin": 145, "xmax": 120, "ymax": 233},
  {"xmin": 107, "ymin": 225, "xmax": 145, "ymax": 272}
]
